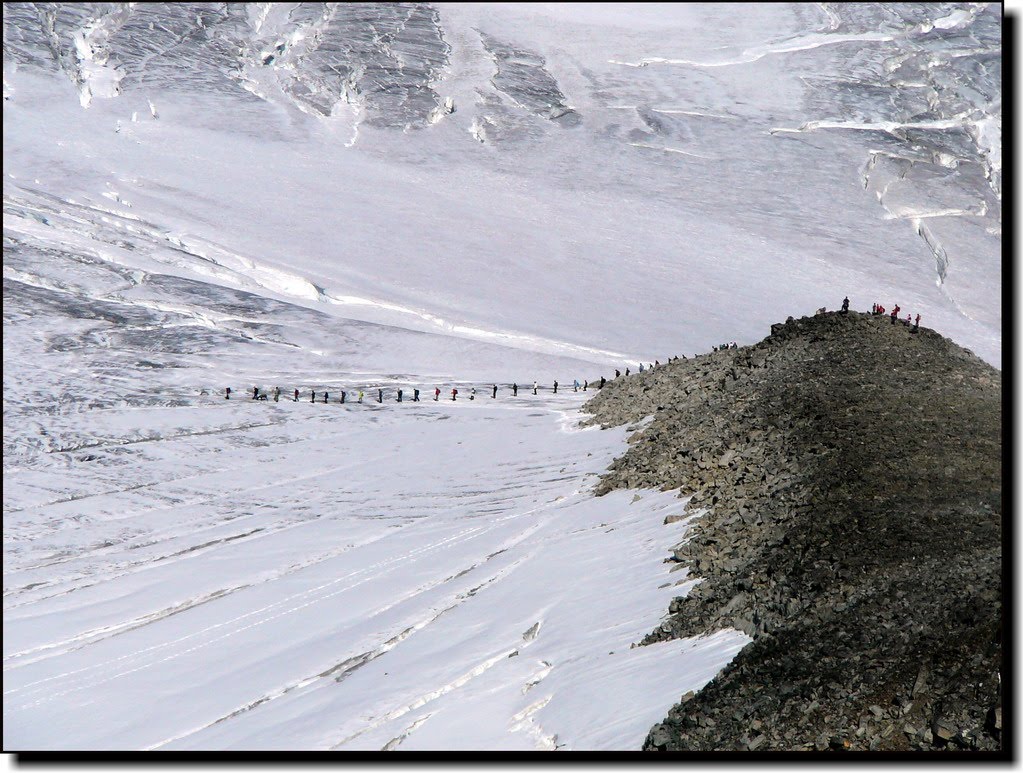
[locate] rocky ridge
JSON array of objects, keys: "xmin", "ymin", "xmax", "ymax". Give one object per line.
[{"xmin": 583, "ymin": 311, "xmax": 1002, "ymax": 752}]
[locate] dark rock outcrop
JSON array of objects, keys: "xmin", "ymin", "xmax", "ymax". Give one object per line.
[{"xmin": 584, "ymin": 311, "xmax": 1002, "ymax": 752}]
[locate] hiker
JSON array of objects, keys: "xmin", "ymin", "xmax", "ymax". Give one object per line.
[
  {"xmin": 872, "ymin": 302, "xmax": 877, "ymax": 314},
  {"xmin": 492, "ymin": 384, "xmax": 498, "ymax": 399},
  {"xmin": 533, "ymin": 381, "xmax": 538, "ymax": 395},
  {"xmin": 341, "ymin": 390, "xmax": 346, "ymax": 404},
  {"xmin": 257, "ymin": 391, "xmax": 269, "ymax": 401},
  {"xmin": 599, "ymin": 376, "xmax": 606, "ymax": 389},
  {"xmin": 615, "ymin": 369, "xmax": 621, "ymax": 378},
  {"xmin": 311, "ymin": 390, "xmax": 316, "ymax": 402},
  {"xmin": 913, "ymin": 313, "xmax": 921, "ymax": 332},
  {"xmin": 397, "ymin": 389, "xmax": 403, "ymax": 402},
  {"xmin": 513, "ymin": 383, "xmax": 518, "ymax": 396},
  {"xmin": 452, "ymin": 388, "xmax": 458, "ymax": 401},
  {"xmin": 226, "ymin": 387, "xmax": 232, "ymax": 400},
  {"xmin": 713, "ymin": 346, "xmax": 718, "ymax": 352},
  {"xmin": 639, "ymin": 363, "xmax": 644, "ymax": 373},
  {"xmin": 841, "ymin": 296, "xmax": 849, "ymax": 313},
  {"xmin": 323, "ymin": 391, "xmax": 329, "ymax": 403},
  {"xmin": 890, "ymin": 308, "xmax": 898, "ymax": 325},
  {"xmin": 294, "ymin": 389, "xmax": 299, "ymax": 402},
  {"xmin": 252, "ymin": 386, "xmax": 259, "ymax": 400},
  {"xmin": 553, "ymin": 380, "xmax": 558, "ymax": 394},
  {"xmin": 625, "ymin": 368, "xmax": 630, "ymax": 377},
  {"xmin": 273, "ymin": 387, "xmax": 280, "ymax": 402},
  {"xmin": 584, "ymin": 380, "xmax": 588, "ymax": 390},
  {"xmin": 414, "ymin": 388, "xmax": 420, "ymax": 402},
  {"xmin": 470, "ymin": 387, "xmax": 476, "ymax": 401},
  {"xmin": 378, "ymin": 389, "xmax": 383, "ymax": 403},
  {"xmin": 434, "ymin": 387, "xmax": 440, "ymax": 401},
  {"xmin": 573, "ymin": 379, "xmax": 579, "ymax": 392},
  {"xmin": 655, "ymin": 360, "xmax": 660, "ymax": 367},
  {"xmin": 358, "ymin": 391, "xmax": 364, "ymax": 403},
  {"xmin": 905, "ymin": 312, "xmax": 912, "ymax": 325}
]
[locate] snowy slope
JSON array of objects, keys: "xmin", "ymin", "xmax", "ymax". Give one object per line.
[
  {"xmin": 3, "ymin": 2, "xmax": 1000, "ymax": 751},
  {"xmin": 4, "ymin": 391, "xmax": 748, "ymax": 750}
]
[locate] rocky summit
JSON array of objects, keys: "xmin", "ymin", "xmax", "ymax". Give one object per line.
[{"xmin": 584, "ymin": 311, "xmax": 1002, "ymax": 752}]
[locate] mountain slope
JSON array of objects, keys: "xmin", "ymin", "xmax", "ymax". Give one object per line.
[{"xmin": 584, "ymin": 310, "xmax": 1002, "ymax": 751}]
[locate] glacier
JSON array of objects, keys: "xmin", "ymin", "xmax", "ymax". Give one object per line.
[{"xmin": 3, "ymin": 2, "xmax": 1001, "ymax": 751}]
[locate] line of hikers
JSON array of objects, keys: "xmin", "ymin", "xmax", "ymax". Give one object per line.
[
  {"xmin": 227, "ymin": 379, "xmax": 608, "ymax": 403},
  {"xmin": 225, "ymin": 363, "xmax": 701, "ymax": 403},
  {"xmin": 224, "ymin": 351, "xmax": 724, "ymax": 403},
  {"xmin": 226, "ymin": 298, "xmax": 928, "ymax": 404},
  {"xmin": 871, "ymin": 301, "xmax": 921, "ymax": 331}
]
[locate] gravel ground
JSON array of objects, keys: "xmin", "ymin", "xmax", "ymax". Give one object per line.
[{"xmin": 584, "ymin": 311, "xmax": 1002, "ymax": 752}]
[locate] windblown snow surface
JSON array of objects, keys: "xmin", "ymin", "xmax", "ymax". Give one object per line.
[{"xmin": 3, "ymin": 2, "xmax": 1001, "ymax": 751}]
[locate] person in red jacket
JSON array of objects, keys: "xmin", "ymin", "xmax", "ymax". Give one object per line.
[
  {"xmin": 451, "ymin": 388, "xmax": 458, "ymax": 401},
  {"xmin": 434, "ymin": 387, "xmax": 440, "ymax": 401}
]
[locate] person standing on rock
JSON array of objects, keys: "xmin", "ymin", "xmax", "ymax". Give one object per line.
[
  {"xmin": 599, "ymin": 376, "xmax": 606, "ymax": 389},
  {"xmin": 492, "ymin": 384, "xmax": 498, "ymax": 398},
  {"xmin": 615, "ymin": 369, "xmax": 621, "ymax": 379},
  {"xmin": 533, "ymin": 381, "xmax": 538, "ymax": 395},
  {"xmin": 913, "ymin": 313, "xmax": 921, "ymax": 332},
  {"xmin": 584, "ymin": 380, "xmax": 588, "ymax": 390},
  {"xmin": 891, "ymin": 308, "xmax": 899, "ymax": 325},
  {"xmin": 625, "ymin": 368, "xmax": 630, "ymax": 377},
  {"xmin": 842, "ymin": 296, "xmax": 850, "ymax": 313},
  {"xmin": 638, "ymin": 363, "xmax": 644, "ymax": 373}
]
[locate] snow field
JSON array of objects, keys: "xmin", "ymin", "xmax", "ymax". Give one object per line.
[{"xmin": 4, "ymin": 395, "xmax": 748, "ymax": 750}]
